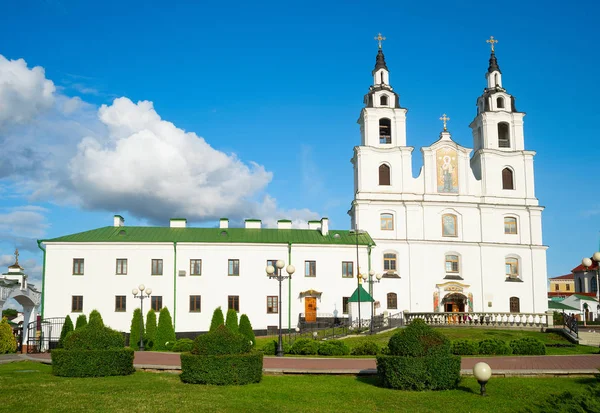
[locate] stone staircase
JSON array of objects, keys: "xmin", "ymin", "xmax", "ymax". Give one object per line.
[{"xmin": 578, "ymin": 331, "xmax": 600, "ymax": 347}]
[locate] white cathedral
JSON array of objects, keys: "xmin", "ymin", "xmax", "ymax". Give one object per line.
[{"xmin": 39, "ymin": 38, "xmax": 548, "ymax": 334}]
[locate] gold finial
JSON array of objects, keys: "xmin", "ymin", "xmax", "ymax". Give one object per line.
[
  {"xmin": 486, "ymin": 36, "xmax": 498, "ymax": 53},
  {"xmin": 374, "ymin": 33, "xmax": 386, "ymax": 49},
  {"xmin": 14, "ymin": 248, "xmax": 19, "ymax": 265},
  {"xmin": 440, "ymin": 114, "xmax": 450, "ymax": 131}
]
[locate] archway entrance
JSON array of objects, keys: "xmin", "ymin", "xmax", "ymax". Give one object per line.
[{"xmin": 442, "ymin": 293, "xmax": 466, "ymax": 313}]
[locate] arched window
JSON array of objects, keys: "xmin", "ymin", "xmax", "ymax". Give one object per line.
[
  {"xmin": 497, "ymin": 97, "xmax": 505, "ymax": 109},
  {"xmin": 383, "ymin": 253, "xmax": 397, "ymax": 273},
  {"xmin": 441, "ymin": 214, "xmax": 457, "ymax": 237},
  {"xmin": 379, "ymin": 164, "xmax": 390, "ymax": 186},
  {"xmin": 387, "ymin": 293, "xmax": 398, "ymax": 309},
  {"xmin": 498, "ymin": 122, "xmax": 510, "ymax": 148},
  {"xmin": 578, "ymin": 278, "xmax": 584, "ymax": 292},
  {"xmin": 379, "ymin": 118, "xmax": 391, "ymax": 144},
  {"xmin": 445, "ymin": 254, "xmax": 459, "ymax": 273},
  {"xmin": 380, "ymin": 95, "xmax": 388, "ymax": 106},
  {"xmin": 510, "ymin": 297, "xmax": 520, "ymax": 313},
  {"xmin": 592, "ymin": 277, "xmax": 598, "ymax": 293},
  {"xmin": 505, "ymin": 257, "xmax": 519, "ymax": 279},
  {"xmin": 494, "ymin": 73, "xmax": 499, "ymax": 86},
  {"xmin": 504, "ymin": 217, "xmax": 517, "ymax": 234},
  {"xmin": 502, "ymin": 168, "xmax": 514, "ymax": 190},
  {"xmin": 380, "ymin": 213, "xmax": 394, "ymax": 230}
]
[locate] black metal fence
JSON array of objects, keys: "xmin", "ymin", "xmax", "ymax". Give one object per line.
[
  {"xmin": 26, "ymin": 317, "xmax": 65, "ymax": 353},
  {"xmin": 562, "ymin": 311, "xmax": 578, "ymax": 338}
]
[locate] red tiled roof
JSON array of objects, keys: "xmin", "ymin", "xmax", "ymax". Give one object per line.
[
  {"xmin": 549, "ymin": 274, "xmax": 574, "ymax": 280},
  {"xmin": 548, "ymin": 292, "xmax": 576, "ymax": 297},
  {"xmin": 572, "ymin": 257, "xmax": 599, "ymax": 273}
]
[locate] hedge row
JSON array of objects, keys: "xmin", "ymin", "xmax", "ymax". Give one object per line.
[
  {"xmin": 450, "ymin": 337, "xmax": 546, "ymax": 355},
  {"xmin": 52, "ymin": 348, "xmax": 135, "ymax": 377},
  {"xmin": 377, "ymin": 353, "xmax": 461, "ymax": 391},
  {"xmin": 180, "ymin": 352, "xmax": 263, "ymax": 385},
  {"xmin": 260, "ymin": 339, "xmax": 351, "ymax": 356}
]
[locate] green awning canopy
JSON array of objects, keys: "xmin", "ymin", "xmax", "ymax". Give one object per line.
[{"xmin": 348, "ymin": 284, "xmax": 374, "ymax": 303}]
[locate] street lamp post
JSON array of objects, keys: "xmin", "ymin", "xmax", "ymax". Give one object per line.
[
  {"xmin": 349, "ymin": 228, "xmax": 366, "ymax": 330},
  {"xmin": 266, "ymin": 260, "xmax": 295, "ymax": 357},
  {"xmin": 361, "ymin": 269, "xmax": 383, "ymax": 334},
  {"xmin": 581, "ymin": 252, "xmax": 600, "ymax": 322},
  {"xmin": 132, "ymin": 284, "xmax": 152, "ymax": 351}
]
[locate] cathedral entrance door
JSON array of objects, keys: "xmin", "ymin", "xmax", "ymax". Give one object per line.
[{"xmin": 305, "ymin": 297, "xmax": 317, "ymax": 323}]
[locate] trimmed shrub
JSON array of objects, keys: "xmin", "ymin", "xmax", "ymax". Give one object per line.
[
  {"xmin": 451, "ymin": 339, "xmax": 479, "ymax": 356},
  {"xmin": 318, "ymin": 340, "xmax": 350, "ymax": 356},
  {"xmin": 63, "ymin": 324, "xmax": 124, "ymax": 350},
  {"xmin": 52, "ymin": 348, "xmax": 135, "ymax": 377},
  {"xmin": 290, "ymin": 338, "xmax": 319, "ymax": 355},
  {"xmin": 88, "ymin": 310, "xmax": 104, "ymax": 328},
  {"xmin": 193, "ymin": 325, "xmax": 251, "ymax": 355},
  {"xmin": 75, "ymin": 314, "xmax": 87, "ymax": 329},
  {"xmin": 260, "ymin": 339, "xmax": 291, "ymax": 355},
  {"xmin": 180, "ymin": 352, "xmax": 263, "ymax": 385},
  {"xmin": 172, "ymin": 338, "xmax": 194, "ymax": 352},
  {"xmin": 510, "ymin": 337, "xmax": 546, "ymax": 355},
  {"xmin": 154, "ymin": 307, "xmax": 176, "ymax": 351},
  {"xmin": 388, "ymin": 319, "xmax": 450, "ymax": 357},
  {"xmin": 351, "ymin": 340, "xmax": 381, "ymax": 356},
  {"xmin": 0, "ymin": 317, "xmax": 17, "ymax": 354},
  {"xmin": 239, "ymin": 314, "xmax": 255, "ymax": 347},
  {"xmin": 209, "ymin": 307, "xmax": 225, "ymax": 332},
  {"xmin": 225, "ymin": 309, "xmax": 239, "ymax": 333},
  {"xmin": 478, "ymin": 338, "xmax": 512, "ymax": 355},
  {"xmin": 145, "ymin": 310, "xmax": 157, "ymax": 350},
  {"xmin": 58, "ymin": 315, "xmax": 74, "ymax": 349},
  {"xmin": 129, "ymin": 308, "xmax": 144, "ymax": 350}
]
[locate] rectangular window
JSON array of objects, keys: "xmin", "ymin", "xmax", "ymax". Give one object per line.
[
  {"xmin": 115, "ymin": 295, "xmax": 126, "ymax": 312},
  {"xmin": 504, "ymin": 217, "xmax": 518, "ymax": 234},
  {"xmin": 151, "ymin": 296, "xmax": 163, "ymax": 312},
  {"xmin": 190, "ymin": 259, "xmax": 202, "ymax": 276},
  {"xmin": 505, "ymin": 258, "xmax": 519, "ymax": 278},
  {"xmin": 151, "ymin": 259, "xmax": 163, "ymax": 275},
  {"xmin": 442, "ymin": 214, "xmax": 457, "ymax": 237},
  {"xmin": 566, "ymin": 284, "xmax": 570, "ymax": 291},
  {"xmin": 305, "ymin": 261, "xmax": 316, "ymax": 277},
  {"xmin": 72, "ymin": 259, "xmax": 84, "ymax": 275},
  {"xmin": 445, "ymin": 255, "xmax": 459, "ymax": 273},
  {"xmin": 228, "ymin": 295, "xmax": 239, "ymax": 312},
  {"xmin": 380, "ymin": 214, "xmax": 394, "ymax": 230},
  {"xmin": 267, "ymin": 296, "xmax": 278, "ymax": 314},
  {"xmin": 383, "ymin": 253, "xmax": 397, "ymax": 272},
  {"xmin": 387, "ymin": 293, "xmax": 398, "ymax": 309},
  {"xmin": 342, "ymin": 261, "xmax": 354, "ymax": 278},
  {"xmin": 189, "ymin": 295, "xmax": 201, "ymax": 312},
  {"xmin": 72, "ymin": 295, "xmax": 83, "ymax": 312},
  {"xmin": 342, "ymin": 297, "xmax": 349, "ymax": 314},
  {"xmin": 228, "ymin": 259, "xmax": 240, "ymax": 276},
  {"xmin": 116, "ymin": 259, "xmax": 127, "ymax": 275},
  {"xmin": 554, "ymin": 284, "xmax": 559, "ymax": 291}
]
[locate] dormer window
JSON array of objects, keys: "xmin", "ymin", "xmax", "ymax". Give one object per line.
[
  {"xmin": 497, "ymin": 97, "xmax": 505, "ymax": 109},
  {"xmin": 379, "ymin": 118, "xmax": 391, "ymax": 144},
  {"xmin": 380, "ymin": 95, "xmax": 388, "ymax": 106}
]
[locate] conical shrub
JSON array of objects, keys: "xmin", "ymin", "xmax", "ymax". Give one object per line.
[
  {"xmin": 129, "ymin": 308, "xmax": 144, "ymax": 350},
  {"xmin": 226, "ymin": 309, "xmax": 239, "ymax": 333},
  {"xmin": 239, "ymin": 314, "xmax": 255, "ymax": 347},
  {"xmin": 58, "ymin": 315, "xmax": 74, "ymax": 348},
  {"xmin": 145, "ymin": 309, "xmax": 157, "ymax": 350},
  {"xmin": 75, "ymin": 314, "xmax": 87, "ymax": 329},
  {"xmin": 209, "ymin": 307, "xmax": 225, "ymax": 332},
  {"xmin": 155, "ymin": 307, "xmax": 176, "ymax": 351}
]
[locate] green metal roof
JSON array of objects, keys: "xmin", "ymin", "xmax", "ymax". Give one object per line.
[
  {"xmin": 572, "ymin": 294, "xmax": 599, "ymax": 302},
  {"xmin": 548, "ymin": 301, "xmax": 578, "ymax": 311},
  {"xmin": 41, "ymin": 226, "xmax": 375, "ymax": 246},
  {"xmin": 348, "ymin": 285, "xmax": 374, "ymax": 303}
]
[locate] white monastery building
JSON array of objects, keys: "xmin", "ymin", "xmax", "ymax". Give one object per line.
[{"xmin": 39, "ymin": 37, "xmax": 548, "ymax": 334}]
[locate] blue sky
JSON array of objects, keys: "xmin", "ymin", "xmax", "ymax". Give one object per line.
[{"xmin": 0, "ymin": 0, "xmax": 598, "ymax": 287}]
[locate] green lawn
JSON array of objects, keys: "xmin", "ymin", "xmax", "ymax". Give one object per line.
[
  {"xmin": 255, "ymin": 328, "xmax": 599, "ymax": 356},
  {"xmin": 1, "ymin": 361, "xmax": 596, "ymax": 413}
]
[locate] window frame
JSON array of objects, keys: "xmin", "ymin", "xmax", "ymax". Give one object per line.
[
  {"xmin": 115, "ymin": 295, "xmax": 126, "ymax": 312},
  {"xmin": 504, "ymin": 217, "xmax": 518, "ymax": 234},
  {"xmin": 378, "ymin": 164, "xmax": 391, "ymax": 186},
  {"xmin": 72, "ymin": 295, "xmax": 83, "ymax": 312},
  {"xmin": 441, "ymin": 214, "xmax": 458, "ymax": 237},
  {"xmin": 151, "ymin": 296, "xmax": 163, "ymax": 312},
  {"xmin": 445, "ymin": 254, "xmax": 459, "ymax": 273},
  {"xmin": 505, "ymin": 257, "xmax": 519, "ymax": 279},
  {"xmin": 380, "ymin": 95, "xmax": 388, "ymax": 106},
  {"xmin": 509, "ymin": 296, "xmax": 520, "ymax": 313},
  {"xmin": 72, "ymin": 258, "xmax": 84, "ymax": 275},
  {"xmin": 342, "ymin": 297, "xmax": 349, "ymax": 314},
  {"xmin": 189, "ymin": 295, "xmax": 201, "ymax": 312},
  {"xmin": 383, "ymin": 253, "xmax": 397, "ymax": 272},
  {"xmin": 380, "ymin": 213, "xmax": 394, "ymax": 230},
  {"xmin": 502, "ymin": 167, "xmax": 515, "ymax": 190},
  {"xmin": 190, "ymin": 259, "xmax": 202, "ymax": 276},
  {"xmin": 387, "ymin": 293, "xmax": 398, "ymax": 310},
  {"xmin": 228, "ymin": 259, "xmax": 240, "ymax": 276},
  {"xmin": 379, "ymin": 118, "xmax": 392, "ymax": 144},
  {"xmin": 151, "ymin": 259, "xmax": 163, "ymax": 276},
  {"xmin": 116, "ymin": 258, "xmax": 128, "ymax": 275},
  {"xmin": 342, "ymin": 261, "xmax": 354, "ymax": 278},
  {"xmin": 267, "ymin": 296, "xmax": 278, "ymax": 314},
  {"xmin": 498, "ymin": 122, "xmax": 511, "ymax": 148},
  {"xmin": 305, "ymin": 260, "xmax": 317, "ymax": 277},
  {"xmin": 228, "ymin": 295, "xmax": 240, "ymax": 312}
]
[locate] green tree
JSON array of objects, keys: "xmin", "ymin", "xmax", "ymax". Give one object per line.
[
  {"xmin": 209, "ymin": 307, "xmax": 225, "ymax": 332},
  {"xmin": 75, "ymin": 314, "xmax": 87, "ymax": 329},
  {"xmin": 0, "ymin": 317, "xmax": 16, "ymax": 354},
  {"xmin": 58, "ymin": 315, "xmax": 74, "ymax": 348},
  {"xmin": 155, "ymin": 307, "xmax": 176, "ymax": 351},
  {"xmin": 238, "ymin": 314, "xmax": 255, "ymax": 347},
  {"xmin": 1, "ymin": 308, "xmax": 18, "ymax": 319},
  {"xmin": 88, "ymin": 310, "xmax": 104, "ymax": 328},
  {"xmin": 129, "ymin": 308, "xmax": 144, "ymax": 350},
  {"xmin": 225, "ymin": 309, "xmax": 239, "ymax": 332},
  {"xmin": 145, "ymin": 309, "xmax": 157, "ymax": 350}
]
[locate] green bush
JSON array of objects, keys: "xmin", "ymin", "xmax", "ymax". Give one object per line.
[
  {"xmin": 451, "ymin": 339, "xmax": 479, "ymax": 355},
  {"xmin": 75, "ymin": 314, "xmax": 87, "ymax": 329},
  {"xmin": 129, "ymin": 308, "xmax": 144, "ymax": 350},
  {"xmin": 172, "ymin": 338, "xmax": 194, "ymax": 352},
  {"xmin": 52, "ymin": 348, "xmax": 135, "ymax": 377},
  {"xmin": 58, "ymin": 316, "xmax": 74, "ymax": 349},
  {"xmin": 318, "ymin": 340, "xmax": 350, "ymax": 356},
  {"xmin": 225, "ymin": 309, "xmax": 239, "ymax": 333},
  {"xmin": 510, "ymin": 337, "xmax": 546, "ymax": 355},
  {"xmin": 145, "ymin": 310, "xmax": 157, "ymax": 350},
  {"xmin": 351, "ymin": 340, "xmax": 381, "ymax": 356},
  {"xmin": 290, "ymin": 338, "xmax": 319, "ymax": 355},
  {"xmin": 88, "ymin": 310, "xmax": 104, "ymax": 328},
  {"xmin": 180, "ymin": 352, "xmax": 263, "ymax": 385},
  {"xmin": 376, "ymin": 353, "xmax": 461, "ymax": 390},
  {"xmin": 0, "ymin": 317, "xmax": 16, "ymax": 354},
  {"xmin": 239, "ymin": 314, "xmax": 255, "ymax": 347},
  {"xmin": 388, "ymin": 319, "xmax": 450, "ymax": 357},
  {"xmin": 63, "ymin": 324, "xmax": 124, "ymax": 350},
  {"xmin": 478, "ymin": 338, "xmax": 512, "ymax": 355},
  {"xmin": 193, "ymin": 325, "xmax": 251, "ymax": 355},
  {"xmin": 209, "ymin": 307, "xmax": 225, "ymax": 332},
  {"xmin": 154, "ymin": 307, "xmax": 176, "ymax": 351},
  {"xmin": 260, "ymin": 339, "xmax": 291, "ymax": 355}
]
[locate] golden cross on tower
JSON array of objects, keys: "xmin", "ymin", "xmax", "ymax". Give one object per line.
[
  {"xmin": 374, "ymin": 33, "xmax": 386, "ymax": 49},
  {"xmin": 440, "ymin": 114, "xmax": 450, "ymax": 131},
  {"xmin": 486, "ymin": 36, "xmax": 498, "ymax": 53}
]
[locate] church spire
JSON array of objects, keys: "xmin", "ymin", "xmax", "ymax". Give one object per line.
[
  {"xmin": 371, "ymin": 33, "xmax": 390, "ymax": 85},
  {"xmin": 488, "ymin": 51, "xmax": 501, "ymax": 74},
  {"xmin": 374, "ymin": 49, "xmax": 389, "ymax": 73}
]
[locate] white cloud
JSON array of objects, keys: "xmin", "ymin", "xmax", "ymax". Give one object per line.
[{"xmin": 0, "ymin": 206, "xmax": 49, "ymax": 238}]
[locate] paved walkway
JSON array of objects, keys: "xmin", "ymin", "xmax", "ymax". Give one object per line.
[{"xmin": 18, "ymin": 352, "xmax": 600, "ymax": 376}]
